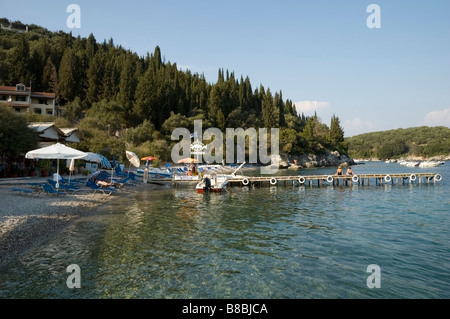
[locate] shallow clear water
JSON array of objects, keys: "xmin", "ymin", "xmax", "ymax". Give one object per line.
[{"xmin": 0, "ymin": 162, "xmax": 449, "ymax": 299}]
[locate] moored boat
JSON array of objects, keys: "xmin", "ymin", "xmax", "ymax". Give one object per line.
[
  {"xmin": 196, "ymin": 173, "xmax": 228, "ymax": 193},
  {"xmin": 405, "ymin": 161, "xmax": 420, "ymax": 167},
  {"xmin": 419, "ymin": 161, "xmax": 445, "ymax": 168}
]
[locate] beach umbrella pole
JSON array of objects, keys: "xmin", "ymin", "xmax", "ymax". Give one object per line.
[{"xmin": 56, "ymin": 159, "xmax": 60, "ymax": 189}]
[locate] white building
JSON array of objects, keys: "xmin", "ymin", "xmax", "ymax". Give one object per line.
[{"xmin": 0, "ymin": 83, "xmax": 57, "ymax": 116}]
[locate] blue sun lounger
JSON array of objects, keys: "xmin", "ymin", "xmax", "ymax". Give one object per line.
[
  {"xmin": 86, "ymin": 180, "xmax": 116, "ymax": 195},
  {"xmin": 47, "ymin": 179, "xmax": 80, "ymax": 194},
  {"xmin": 41, "ymin": 184, "xmax": 67, "ymax": 196}
]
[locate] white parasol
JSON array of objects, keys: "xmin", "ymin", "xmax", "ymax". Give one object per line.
[{"xmin": 25, "ymin": 143, "xmax": 87, "ymax": 188}]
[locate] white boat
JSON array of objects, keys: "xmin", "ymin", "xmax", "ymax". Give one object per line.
[
  {"xmin": 405, "ymin": 161, "xmax": 420, "ymax": 167},
  {"xmin": 419, "ymin": 161, "xmax": 445, "ymax": 168},
  {"xmin": 196, "ymin": 173, "xmax": 228, "ymax": 193},
  {"xmin": 173, "ymin": 174, "xmax": 201, "ymax": 186},
  {"xmin": 136, "ymin": 167, "xmax": 172, "ymax": 180}
]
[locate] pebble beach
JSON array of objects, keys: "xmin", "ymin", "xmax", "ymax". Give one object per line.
[{"xmin": 0, "ymin": 174, "xmax": 141, "ymax": 270}]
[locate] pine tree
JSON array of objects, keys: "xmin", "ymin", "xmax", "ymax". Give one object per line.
[
  {"xmin": 262, "ymin": 88, "xmax": 277, "ymax": 128},
  {"xmin": 86, "ymin": 51, "xmax": 106, "ymax": 105},
  {"xmin": 134, "ymin": 68, "xmax": 154, "ymax": 124},
  {"xmin": 330, "ymin": 114, "xmax": 345, "ymax": 143},
  {"xmin": 117, "ymin": 53, "xmax": 138, "ymax": 125},
  {"xmin": 86, "ymin": 33, "xmax": 97, "ymax": 61},
  {"xmin": 29, "ymin": 49, "xmax": 44, "ymax": 91},
  {"xmin": 7, "ymin": 34, "xmax": 30, "ymax": 85},
  {"xmin": 58, "ymin": 48, "xmax": 81, "ymax": 102}
]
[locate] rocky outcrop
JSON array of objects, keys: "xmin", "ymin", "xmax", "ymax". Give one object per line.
[{"xmin": 283, "ymin": 151, "xmax": 355, "ymax": 169}]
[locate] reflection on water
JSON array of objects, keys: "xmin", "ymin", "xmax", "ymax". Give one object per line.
[{"xmin": 0, "ymin": 162, "xmax": 449, "ymax": 299}]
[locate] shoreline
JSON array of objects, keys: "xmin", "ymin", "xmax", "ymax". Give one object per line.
[{"xmin": 0, "ymin": 174, "xmax": 155, "ymax": 270}]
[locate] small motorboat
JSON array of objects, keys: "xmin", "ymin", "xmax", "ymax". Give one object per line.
[
  {"xmin": 196, "ymin": 173, "xmax": 228, "ymax": 193},
  {"xmin": 419, "ymin": 161, "xmax": 445, "ymax": 168},
  {"xmin": 405, "ymin": 161, "xmax": 420, "ymax": 167}
]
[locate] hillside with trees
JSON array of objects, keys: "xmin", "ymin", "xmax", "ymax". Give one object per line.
[
  {"xmin": 346, "ymin": 126, "xmax": 450, "ymax": 160},
  {"xmin": 0, "ymin": 19, "xmax": 347, "ymax": 165}
]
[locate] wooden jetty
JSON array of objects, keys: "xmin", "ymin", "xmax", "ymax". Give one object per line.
[{"xmin": 228, "ymin": 173, "xmax": 443, "ymax": 187}]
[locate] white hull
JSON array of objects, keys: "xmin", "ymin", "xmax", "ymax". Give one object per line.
[
  {"xmin": 196, "ymin": 174, "xmax": 228, "ymax": 193},
  {"xmin": 419, "ymin": 161, "xmax": 445, "ymax": 168}
]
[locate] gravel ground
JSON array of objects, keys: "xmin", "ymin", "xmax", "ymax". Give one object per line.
[{"xmin": 0, "ymin": 175, "xmax": 142, "ymax": 270}]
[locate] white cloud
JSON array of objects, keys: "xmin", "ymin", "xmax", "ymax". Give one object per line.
[
  {"xmin": 343, "ymin": 117, "xmax": 377, "ymax": 137},
  {"xmin": 293, "ymin": 101, "xmax": 330, "ymax": 116},
  {"xmin": 424, "ymin": 108, "xmax": 450, "ymax": 127}
]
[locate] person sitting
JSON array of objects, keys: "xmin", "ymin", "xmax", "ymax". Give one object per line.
[{"xmin": 336, "ymin": 166, "xmax": 343, "ymax": 176}]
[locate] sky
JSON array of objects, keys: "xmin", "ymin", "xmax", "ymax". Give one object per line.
[{"xmin": 2, "ymin": 0, "xmax": 449, "ymax": 136}]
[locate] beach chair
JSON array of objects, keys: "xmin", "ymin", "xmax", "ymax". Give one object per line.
[
  {"xmin": 115, "ymin": 165, "xmax": 128, "ymax": 177},
  {"xmin": 116, "ymin": 176, "xmax": 135, "ymax": 187},
  {"xmin": 86, "ymin": 180, "xmax": 116, "ymax": 195},
  {"xmin": 41, "ymin": 184, "xmax": 66, "ymax": 196},
  {"xmin": 47, "ymin": 179, "xmax": 80, "ymax": 194},
  {"xmin": 128, "ymin": 172, "xmax": 140, "ymax": 181},
  {"xmin": 59, "ymin": 175, "xmax": 83, "ymax": 186}
]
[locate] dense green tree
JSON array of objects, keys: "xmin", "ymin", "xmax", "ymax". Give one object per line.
[
  {"xmin": 61, "ymin": 97, "xmax": 83, "ymax": 123},
  {"xmin": 161, "ymin": 112, "xmax": 190, "ymax": 135},
  {"xmin": 85, "ymin": 99, "xmax": 126, "ymax": 133},
  {"xmin": 42, "ymin": 57, "xmax": 57, "ymax": 90},
  {"xmin": 134, "ymin": 67, "xmax": 154, "ymax": 124},
  {"xmin": 330, "ymin": 114, "xmax": 344, "ymax": 144},
  {"xmin": 347, "ymin": 126, "xmax": 450, "ymax": 159},
  {"xmin": 85, "ymin": 51, "xmax": 106, "ymax": 105},
  {"xmin": 7, "ymin": 33, "xmax": 31, "ymax": 85},
  {"xmin": 123, "ymin": 119, "xmax": 155, "ymax": 146},
  {"xmin": 0, "ymin": 107, "xmax": 38, "ymax": 156},
  {"xmin": 117, "ymin": 53, "xmax": 138, "ymax": 125},
  {"xmin": 58, "ymin": 48, "xmax": 82, "ymax": 102}
]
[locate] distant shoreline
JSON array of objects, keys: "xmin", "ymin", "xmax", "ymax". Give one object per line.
[{"xmin": 353, "ymin": 154, "xmax": 450, "ymax": 163}]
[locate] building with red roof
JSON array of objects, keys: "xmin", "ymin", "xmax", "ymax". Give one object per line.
[{"xmin": 0, "ymin": 83, "xmax": 57, "ymax": 116}]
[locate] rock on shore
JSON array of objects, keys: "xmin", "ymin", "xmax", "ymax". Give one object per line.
[{"xmin": 282, "ymin": 151, "xmax": 355, "ymax": 169}]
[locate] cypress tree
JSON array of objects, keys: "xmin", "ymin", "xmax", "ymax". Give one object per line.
[
  {"xmin": 330, "ymin": 114, "xmax": 345, "ymax": 143},
  {"xmin": 117, "ymin": 53, "xmax": 137, "ymax": 125},
  {"xmin": 7, "ymin": 33, "xmax": 30, "ymax": 85},
  {"xmin": 58, "ymin": 48, "xmax": 81, "ymax": 102},
  {"xmin": 86, "ymin": 51, "xmax": 106, "ymax": 105}
]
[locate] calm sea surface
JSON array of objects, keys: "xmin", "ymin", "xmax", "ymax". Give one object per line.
[{"xmin": 0, "ymin": 161, "xmax": 449, "ymax": 299}]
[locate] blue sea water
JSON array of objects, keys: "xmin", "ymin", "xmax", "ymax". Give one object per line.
[{"xmin": 0, "ymin": 161, "xmax": 448, "ymax": 299}]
